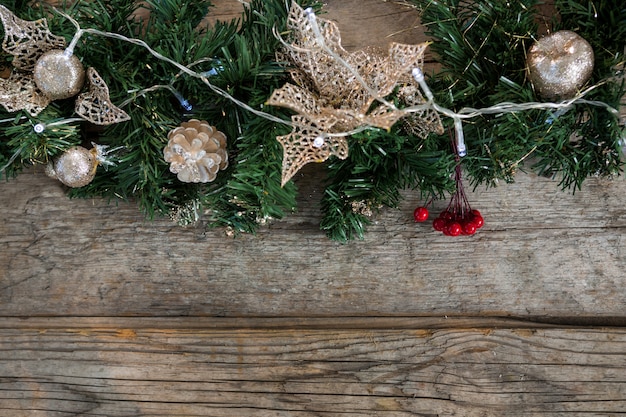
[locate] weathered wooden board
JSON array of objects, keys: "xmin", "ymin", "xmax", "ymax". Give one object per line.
[
  {"xmin": 1, "ymin": 165, "xmax": 625, "ymax": 320},
  {"xmin": 1, "ymin": 323, "xmax": 624, "ymax": 416},
  {"xmin": 1, "ymin": 1, "xmax": 626, "ymax": 416},
  {"xmin": 3, "ymin": 0, "xmax": 617, "ymax": 322},
  {"xmin": 322, "ymin": 0, "xmax": 428, "ymax": 51}
]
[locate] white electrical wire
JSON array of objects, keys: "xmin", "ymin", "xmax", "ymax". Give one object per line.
[{"xmin": 47, "ymin": 5, "xmax": 619, "ymax": 154}]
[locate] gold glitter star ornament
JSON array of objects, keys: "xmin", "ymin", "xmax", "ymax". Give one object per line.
[
  {"xmin": 0, "ymin": 5, "xmax": 129, "ymax": 125},
  {"xmin": 267, "ymin": 2, "xmax": 443, "ymax": 186}
]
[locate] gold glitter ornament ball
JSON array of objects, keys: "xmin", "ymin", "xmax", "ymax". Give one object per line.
[
  {"xmin": 527, "ymin": 30, "xmax": 594, "ymax": 100},
  {"xmin": 45, "ymin": 146, "xmax": 98, "ymax": 188},
  {"xmin": 33, "ymin": 50, "xmax": 86, "ymax": 100}
]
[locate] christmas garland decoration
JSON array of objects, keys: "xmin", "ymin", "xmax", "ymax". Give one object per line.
[{"xmin": 0, "ymin": 0, "xmax": 624, "ymax": 241}]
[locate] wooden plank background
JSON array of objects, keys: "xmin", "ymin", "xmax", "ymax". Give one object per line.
[{"xmin": 1, "ymin": 0, "xmax": 625, "ymax": 415}]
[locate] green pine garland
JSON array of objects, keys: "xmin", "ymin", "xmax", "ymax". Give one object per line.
[
  {"xmin": 0, "ymin": 0, "xmax": 624, "ymax": 242},
  {"xmin": 412, "ymin": 0, "xmax": 626, "ymax": 189},
  {"xmin": 320, "ymin": 126, "xmax": 454, "ymax": 241},
  {"xmin": 0, "ymin": 0, "xmax": 309, "ymax": 233}
]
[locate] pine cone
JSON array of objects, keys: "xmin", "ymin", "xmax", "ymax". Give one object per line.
[{"xmin": 164, "ymin": 119, "xmax": 228, "ymax": 183}]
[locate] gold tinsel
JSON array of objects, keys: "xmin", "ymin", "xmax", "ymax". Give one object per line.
[{"xmin": 267, "ymin": 2, "xmax": 443, "ymax": 186}]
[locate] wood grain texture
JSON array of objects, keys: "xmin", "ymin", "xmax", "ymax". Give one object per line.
[
  {"xmin": 1, "ymin": 1, "xmax": 626, "ymax": 416},
  {"xmin": 0, "ymin": 0, "xmax": 616, "ymax": 321},
  {"xmin": 323, "ymin": 0, "xmax": 428, "ymax": 51},
  {"xmin": 1, "ymin": 166, "xmax": 625, "ymax": 320},
  {"xmin": 1, "ymin": 325, "xmax": 625, "ymax": 416}
]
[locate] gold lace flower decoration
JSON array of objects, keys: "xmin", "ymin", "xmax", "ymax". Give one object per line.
[{"xmin": 267, "ymin": 2, "xmax": 443, "ymax": 186}]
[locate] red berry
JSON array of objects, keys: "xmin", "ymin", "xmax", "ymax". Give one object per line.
[
  {"xmin": 440, "ymin": 210, "xmax": 454, "ymax": 220},
  {"xmin": 462, "ymin": 221, "xmax": 477, "ymax": 235},
  {"xmin": 447, "ymin": 222, "xmax": 462, "ymax": 236},
  {"xmin": 432, "ymin": 217, "xmax": 446, "ymax": 231},
  {"xmin": 472, "ymin": 214, "xmax": 484, "ymax": 229},
  {"xmin": 413, "ymin": 206, "xmax": 429, "ymax": 222},
  {"xmin": 470, "ymin": 209, "xmax": 482, "ymax": 218}
]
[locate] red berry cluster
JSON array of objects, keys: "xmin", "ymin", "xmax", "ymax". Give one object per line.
[
  {"xmin": 432, "ymin": 208, "xmax": 483, "ymax": 236},
  {"xmin": 413, "ymin": 155, "xmax": 484, "ymax": 236}
]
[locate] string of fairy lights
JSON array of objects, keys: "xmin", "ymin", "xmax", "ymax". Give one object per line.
[{"xmin": 1, "ymin": 3, "xmax": 622, "ymax": 169}]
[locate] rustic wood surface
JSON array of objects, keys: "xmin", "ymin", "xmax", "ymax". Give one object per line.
[
  {"xmin": 2, "ymin": 321, "xmax": 625, "ymax": 416},
  {"xmin": 1, "ymin": 0, "xmax": 625, "ymax": 415},
  {"xmin": 2, "ymin": 165, "xmax": 626, "ymax": 321}
]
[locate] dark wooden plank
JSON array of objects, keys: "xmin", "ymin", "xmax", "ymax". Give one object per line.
[{"xmin": 0, "ymin": 324, "xmax": 624, "ymax": 416}]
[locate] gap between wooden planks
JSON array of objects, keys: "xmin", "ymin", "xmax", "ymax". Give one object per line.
[{"xmin": 2, "ymin": 316, "xmax": 626, "ymax": 330}]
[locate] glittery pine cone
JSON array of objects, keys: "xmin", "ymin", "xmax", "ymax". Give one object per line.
[{"xmin": 164, "ymin": 119, "xmax": 228, "ymax": 183}]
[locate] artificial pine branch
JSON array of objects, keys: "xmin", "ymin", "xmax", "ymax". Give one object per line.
[
  {"xmin": 320, "ymin": 127, "xmax": 454, "ymax": 242},
  {"xmin": 540, "ymin": 0, "xmax": 626, "ymax": 187},
  {"xmin": 414, "ymin": 0, "xmax": 542, "ymax": 186},
  {"xmin": 2, "ymin": 1, "xmax": 624, "ymax": 241},
  {"xmin": 412, "ymin": 0, "xmax": 625, "ymax": 190},
  {"xmin": 0, "ymin": 0, "xmax": 312, "ymax": 234}
]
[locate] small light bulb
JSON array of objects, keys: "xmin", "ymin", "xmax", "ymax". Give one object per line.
[
  {"xmin": 411, "ymin": 67, "xmax": 434, "ymax": 101},
  {"xmin": 411, "ymin": 68, "xmax": 424, "ymax": 83},
  {"xmin": 454, "ymin": 118, "xmax": 467, "ymax": 157},
  {"xmin": 313, "ymin": 136, "xmax": 325, "ymax": 148},
  {"xmin": 33, "ymin": 123, "xmax": 45, "ymax": 133},
  {"xmin": 172, "ymin": 90, "xmax": 193, "ymax": 112}
]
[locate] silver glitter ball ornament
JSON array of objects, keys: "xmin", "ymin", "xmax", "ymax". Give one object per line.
[
  {"xmin": 33, "ymin": 50, "xmax": 86, "ymax": 100},
  {"xmin": 527, "ymin": 30, "xmax": 594, "ymax": 100},
  {"xmin": 46, "ymin": 146, "xmax": 98, "ymax": 188}
]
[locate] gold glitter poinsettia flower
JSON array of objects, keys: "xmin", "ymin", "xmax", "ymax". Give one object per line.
[
  {"xmin": 0, "ymin": 5, "xmax": 129, "ymax": 125},
  {"xmin": 267, "ymin": 2, "xmax": 443, "ymax": 186}
]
